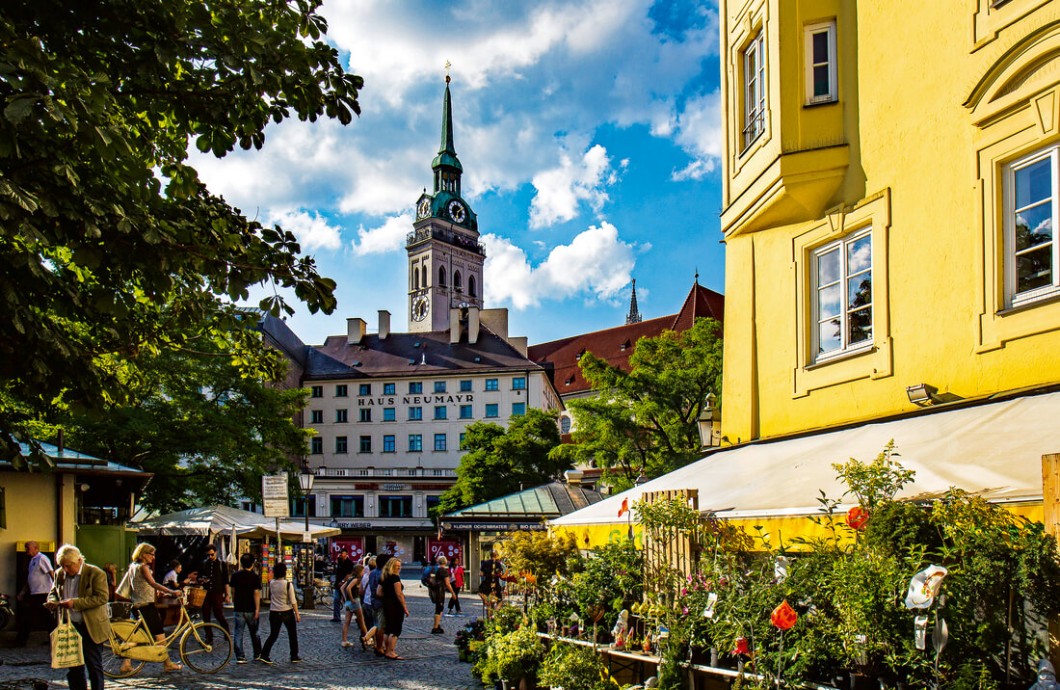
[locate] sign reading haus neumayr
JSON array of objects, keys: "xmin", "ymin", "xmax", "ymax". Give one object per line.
[{"xmin": 356, "ymin": 394, "xmax": 474, "ymax": 406}]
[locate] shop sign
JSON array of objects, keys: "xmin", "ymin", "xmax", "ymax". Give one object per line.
[{"xmin": 445, "ymin": 522, "xmax": 546, "ymax": 531}]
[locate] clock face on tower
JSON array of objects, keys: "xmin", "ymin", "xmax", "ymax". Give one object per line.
[
  {"xmin": 417, "ymin": 198, "xmax": 431, "ymax": 219},
  {"xmin": 412, "ymin": 295, "xmax": 430, "ymax": 322},
  {"xmin": 447, "ymin": 200, "xmax": 466, "ymax": 224}
]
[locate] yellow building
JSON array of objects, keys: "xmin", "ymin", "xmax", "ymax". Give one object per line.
[{"xmin": 719, "ymin": 0, "xmax": 1060, "ymax": 443}]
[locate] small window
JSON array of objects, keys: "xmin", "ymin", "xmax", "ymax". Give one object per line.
[
  {"xmin": 512, "ymin": 402, "xmax": 526, "ymax": 417},
  {"xmin": 512, "ymin": 377, "xmax": 526, "ymax": 390},
  {"xmin": 742, "ymin": 31, "xmax": 767, "ymax": 149},
  {"xmin": 408, "ymin": 434, "xmax": 423, "ymax": 452},
  {"xmin": 335, "ymin": 409, "xmax": 348, "ymax": 423},
  {"xmin": 311, "ymin": 386, "xmax": 323, "ymax": 398},
  {"xmin": 459, "ymin": 404, "xmax": 473, "ymax": 419},
  {"xmin": 359, "ymin": 408, "xmax": 372, "ymax": 423},
  {"xmin": 335, "ymin": 384, "xmax": 348, "ymax": 397},
  {"xmin": 434, "ymin": 433, "xmax": 447, "ymax": 451},
  {"xmin": 359, "ymin": 436, "xmax": 371, "ymax": 453},
  {"xmin": 335, "ymin": 436, "xmax": 348, "ymax": 454},
  {"xmin": 1005, "ymin": 146, "xmax": 1060, "ymax": 306},
  {"xmin": 383, "ymin": 435, "xmax": 396, "ymax": 453},
  {"xmin": 468, "ymin": 275, "xmax": 477, "ymax": 298},
  {"xmin": 459, "ymin": 432, "xmax": 467, "ymax": 448},
  {"xmin": 384, "ymin": 383, "xmax": 396, "ymax": 395},
  {"xmin": 813, "ymin": 229, "xmax": 873, "ymax": 360},
  {"xmin": 485, "ymin": 403, "xmax": 499, "ymax": 418},
  {"xmin": 560, "ymin": 416, "xmax": 572, "ymax": 434},
  {"xmin": 454, "ymin": 270, "xmax": 463, "ymax": 293},
  {"xmin": 409, "ymin": 382, "xmax": 423, "ymax": 394},
  {"xmin": 330, "ymin": 495, "xmax": 364, "ymax": 519},
  {"xmin": 805, "ymin": 21, "xmax": 837, "ymax": 104},
  {"xmin": 310, "ymin": 410, "xmax": 323, "ymax": 425},
  {"xmin": 290, "ymin": 495, "xmax": 316, "ymax": 518},
  {"xmin": 378, "ymin": 495, "xmax": 413, "ymax": 518},
  {"xmin": 460, "ymin": 380, "xmax": 472, "ymax": 392},
  {"xmin": 359, "ymin": 384, "xmax": 371, "ymax": 396},
  {"xmin": 434, "ymin": 381, "xmax": 447, "ymax": 393},
  {"xmin": 485, "ymin": 378, "xmax": 499, "ymax": 391},
  {"xmin": 310, "ymin": 437, "xmax": 323, "ymax": 454},
  {"xmin": 408, "ymin": 406, "xmax": 423, "ymax": 421},
  {"xmin": 434, "ymin": 406, "xmax": 447, "ymax": 420},
  {"xmin": 439, "ymin": 266, "xmax": 447, "ymax": 287},
  {"xmin": 383, "ymin": 407, "xmax": 396, "ymax": 422}
]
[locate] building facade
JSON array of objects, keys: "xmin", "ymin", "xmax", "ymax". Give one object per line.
[{"xmin": 719, "ymin": 0, "xmax": 1060, "ymax": 444}]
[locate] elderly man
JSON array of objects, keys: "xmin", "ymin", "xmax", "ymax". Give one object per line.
[
  {"xmin": 46, "ymin": 544, "xmax": 111, "ymax": 690},
  {"xmin": 15, "ymin": 540, "xmax": 54, "ymax": 646}
]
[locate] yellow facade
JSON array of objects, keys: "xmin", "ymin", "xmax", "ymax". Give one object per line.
[
  {"xmin": 0, "ymin": 472, "xmax": 77, "ymax": 596},
  {"xmin": 720, "ymin": 0, "xmax": 1060, "ymax": 443}
]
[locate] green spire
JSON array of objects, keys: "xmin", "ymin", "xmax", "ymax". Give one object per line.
[
  {"xmin": 440, "ymin": 76, "xmax": 457, "ymax": 157},
  {"xmin": 432, "ymin": 71, "xmax": 462, "ymax": 188}
]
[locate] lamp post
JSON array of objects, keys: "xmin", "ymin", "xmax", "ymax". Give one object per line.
[{"xmin": 299, "ymin": 468, "xmax": 315, "ymax": 609}]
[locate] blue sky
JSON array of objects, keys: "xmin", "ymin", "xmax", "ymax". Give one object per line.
[{"xmin": 194, "ymin": 0, "xmax": 724, "ymax": 346}]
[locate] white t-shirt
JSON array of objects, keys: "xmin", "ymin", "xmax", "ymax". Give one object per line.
[
  {"xmin": 28, "ymin": 552, "xmax": 54, "ymax": 595},
  {"xmin": 268, "ymin": 578, "xmax": 297, "ymax": 612}
]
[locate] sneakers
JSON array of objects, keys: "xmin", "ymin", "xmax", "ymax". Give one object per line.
[
  {"xmin": 236, "ymin": 658, "xmax": 248, "ymax": 664},
  {"xmin": 258, "ymin": 657, "xmax": 273, "ymax": 665},
  {"xmin": 291, "ymin": 657, "xmax": 303, "ymax": 663},
  {"xmin": 444, "ymin": 612, "xmax": 455, "ymax": 617},
  {"xmin": 430, "ymin": 627, "xmax": 445, "ymax": 634}
]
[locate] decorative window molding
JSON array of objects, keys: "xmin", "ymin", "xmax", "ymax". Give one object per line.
[
  {"xmin": 811, "ymin": 228, "xmax": 873, "ymax": 361},
  {"xmin": 1004, "ymin": 145, "xmax": 1060, "ymax": 306},
  {"xmin": 804, "ymin": 20, "xmax": 837, "ymax": 105},
  {"xmin": 792, "ymin": 189, "xmax": 893, "ymax": 398},
  {"xmin": 742, "ymin": 31, "xmax": 767, "ymax": 150}
]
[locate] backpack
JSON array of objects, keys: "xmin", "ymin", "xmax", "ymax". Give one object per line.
[{"xmin": 420, "ymin": 564, "xmax": 436, "ymax": 589}]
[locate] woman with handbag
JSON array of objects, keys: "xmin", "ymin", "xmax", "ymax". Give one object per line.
[
  {"xmin": 119, "ymin": 543, "xmax": 182, "ymax": 674},
  {"xmin": 258, "ymin": 562, "xmax": 301, "ymax": 664}
]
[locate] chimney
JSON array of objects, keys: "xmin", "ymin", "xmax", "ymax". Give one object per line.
[
  {"xmin": 450, "ymin": 308, "xmax": 462, "ymax": 344},
  {"xmin": 378, "ymin": 310, "xmax": 391, "ymax": 340},
  {"xmin": 508, "ymin": 336, "xmax": 528, "ymax": 357},
  {"xmin": 468, "ymin": 306, "xmax": 480, "ymax": 345},
  {"xmin": 479, "ymin": 308, "xmax": 508, "ymax": 341},
  {"xmin": 347, "ymin": 317, "xmax": 366, "ymax": 345}
]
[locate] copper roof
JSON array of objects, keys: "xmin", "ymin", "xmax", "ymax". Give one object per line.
[{"xmin": 527, "ymin": 282, "xmax": 723, "ymax": 397}]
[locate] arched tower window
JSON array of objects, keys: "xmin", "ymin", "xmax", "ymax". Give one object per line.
[
  {"xmin": 454, "ymin": 270, "xmax": 463, "ymax": 293},
  {"xmin": 413, "ymin": 265, "xmax": 420, "ymax": 290},
  {"xmin": 439, "ymin": 266, "xmax": 447, "ymax": 287},
  {"xmin": 421, "ymin": 265, "xmax": 428, "ymax": 288},
  {"xmin": 468, "ymin": 275, "xmax": 477, "ymax": 298}
]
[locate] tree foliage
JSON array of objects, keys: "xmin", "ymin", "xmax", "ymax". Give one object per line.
[
  {"xmin": 436, "ymin": 408, "xmax": 567, "ymax": 515},
  {"xmin": 0, "ymin": 0, "xmax": 362, "ymax": 465},
  {"xmin": 557, "ymin": 317, "xmax": 723, "ymax": 489}
]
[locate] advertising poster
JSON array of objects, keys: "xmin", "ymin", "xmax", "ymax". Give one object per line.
[
  {"xmin": 329, "ymin": 537, "xmax": 365, "ymax": 564},
  {"xmin": 427, "ymin": 539, "xmax": 463, "ymax": 567}
]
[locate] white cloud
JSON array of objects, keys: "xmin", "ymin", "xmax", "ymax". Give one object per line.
[
  {"xmin": 671, "ymin": 90, "xmax": 723, "ymax": 181},
  {"xmin": 483, "ymin": 222, "xmax": 635, "ymax": 309},
  {"xmin": 350, "ymin": 214, "xmax": 414, "ymax": 256},
  {"xmin": 529, "ymin": 144, "xmax": 620, "ymax": 228},
  {"xmin": 268, "ymin": 208, "xmax": 344, "ymax": 251}
]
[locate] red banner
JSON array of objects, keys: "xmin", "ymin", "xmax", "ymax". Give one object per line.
[
  {"xmin": 427, "ymin": 539, "xmax": 463, "ymax": 567},
  {"xmin": 329, "ymin": 537, "xmax": 365, "ymax": 563}
]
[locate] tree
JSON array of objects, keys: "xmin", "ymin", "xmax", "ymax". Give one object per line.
[
  {"xmin": 0, "ymin": 0, "xmax": 363, "ymax": 466},
  {"xmin": 51, "ymin": 343, "xmax": 310, "ymax": 513},
  {"xmin": 556, "ymin": 317, "xmax": 723, "ymax": 490},
  {"xmin": 436, "ymin": 408, "xmax": 567, "ymax": 515}
]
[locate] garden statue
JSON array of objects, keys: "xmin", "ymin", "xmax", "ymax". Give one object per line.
[
  {"xmin": 611, "ymin": 609, "xmax": 629, "ymax": 649},
  {"xmin": 1029, "ymin": 659, "xmax": 1060, "ymax": 690}
]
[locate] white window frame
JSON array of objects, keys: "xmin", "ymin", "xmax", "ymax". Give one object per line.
[
  {"xmin": 742, "ymin": 31, "xmax": 766, "ymax": 150},
  {"xmin": 804, "ymin": 20, "xmax": 837, "ymax": 105},
  {"xmin": 1004, "ymin": 145, "xmax": 1060, "ymax": 307},
  {"xmin": 812, "ymin": 228, "xmax": 873, "ymax": 362}
]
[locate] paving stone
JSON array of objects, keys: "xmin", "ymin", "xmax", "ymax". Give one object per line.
[{"xmin": 0, "ymin": 587, "xmax": 486, "ymax": 690}]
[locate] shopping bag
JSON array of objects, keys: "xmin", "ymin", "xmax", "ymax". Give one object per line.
[
  {"xmin": 51, "ymin": 609, "xmax": 85, "ymax": 669},
  {"xmin": 115, "ymin": 563, "xmax": 135, "ymax": 601}
]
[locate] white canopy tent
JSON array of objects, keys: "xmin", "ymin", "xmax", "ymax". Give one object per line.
[
  {"xmin": 551, "ymin": 390, "xmax": 1060, "ymax": 528},
  {"xmin": 131, "ymin": 504, "xmax": 341, "ymax": 541}
]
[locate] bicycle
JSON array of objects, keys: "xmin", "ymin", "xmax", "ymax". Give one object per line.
[
  {"xmin": 313, "ymin": 578, "xmax": 333, "ymax": 606},
  {"xmin": 101, "ymin": 590, "xmax": 232, "ymax": 677}
]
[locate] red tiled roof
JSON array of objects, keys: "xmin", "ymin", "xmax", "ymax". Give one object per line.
[{"xmin": 528, "ymin": 282, "xmax": 723, "ymax": 398}]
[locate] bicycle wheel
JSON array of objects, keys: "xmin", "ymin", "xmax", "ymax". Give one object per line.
[
  {"xmin": 102, "ymin": 619, "xmax": 151, "ymax": 678},
  {"xmin": 179, "ymin": 622, "xmax": 231, "ymax": 673},
  {"xmin": 316, "ymin": 587, "xmax": 331, "ymax": 606}
]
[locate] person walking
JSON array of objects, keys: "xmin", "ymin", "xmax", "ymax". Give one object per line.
[
  {"xmin": 259, "ymin": 562, "xmax": 301, "ymax": 664},
  {"xmin": 198, "ymin": 545, "xmax": 231, "ymax": 642},
  {"xmin": 429, "ymin": 556, "xmax": 456, "ymax": 634},
  {"xmin": 340, "ymin": 564, "xmax": 368, "ymax": 649},
  {"xmin": 120, "ymin": 543, "xmax": 182, "ymax": 674},
  {"xmin": 364, "ymin": 554, "xmax": 390, "ymax": 656},
  {"xmin": 15, "ymin": 540, "xmax": 54, "ymax": 646},
  {"xmin": 228, "ymin": 553, "xmax": 262, "ymax": 664},
  {"xmin": 46, "ymin": 544, "xmax": 112, "ymax": 690},
  {"xmin": 446, "ymin": 557, "xmax": 464, "ymax": 616},
  {"xmin": 478, "ymin": 550, "xmax": 504, "ymax": 614},
  {"xmin": 331, "ymin": 548, "xmax": 354, "ymax": 622},
  {"xmin": 378, "ymin": 558, "xmax": 409, "ymax": 660}
]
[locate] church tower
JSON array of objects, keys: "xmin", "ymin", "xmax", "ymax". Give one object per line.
[{"xmin": 407, "ymin": 68, "xmax": 485, "ymax": 332}]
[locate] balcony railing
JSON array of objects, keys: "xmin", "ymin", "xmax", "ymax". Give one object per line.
[{"xmin": 406, "ymin": 226, "xmax": 485, "ymax": 256}]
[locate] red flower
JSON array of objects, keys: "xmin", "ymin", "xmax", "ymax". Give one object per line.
[
  {"xmin": 771, "ymin": 600, "xmax": 798, "ymax": 631},
  {"xmin": 733, "ymin": 637, "xmax": 750, "ymax": 656},
  {"xmin": 846, "ymin": 506, "xmax": 869, "ymax": 530}
]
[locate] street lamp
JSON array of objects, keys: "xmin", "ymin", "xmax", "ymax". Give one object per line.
[{"xmin": 299, "ymin": 468, "xmax": 315, "ymax": 609}]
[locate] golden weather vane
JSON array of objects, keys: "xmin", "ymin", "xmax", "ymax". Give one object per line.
[{"xmin": 445, "ymin": 60, "xmax": 452, "ymax": 83}]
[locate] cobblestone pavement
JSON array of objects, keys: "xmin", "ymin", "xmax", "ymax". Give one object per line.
[{"xmin": 0, "ymin": 587, "xmax": 486, "ymax": 690}]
